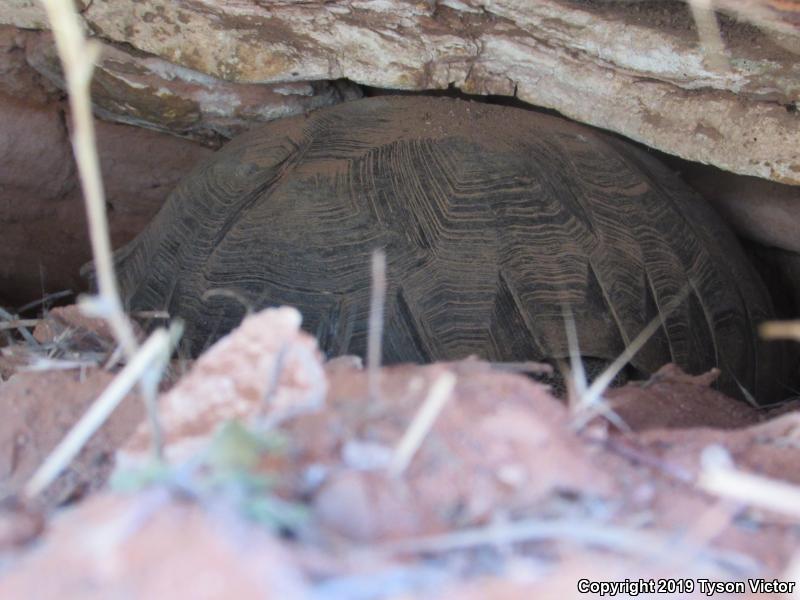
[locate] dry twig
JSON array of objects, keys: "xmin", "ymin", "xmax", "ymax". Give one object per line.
[
  {"xmin": 389, "ymin": 371, "xmax": 456, "ymax": 477},
  {"xmin": 40, "ymin": 0, "xmax": 138, "ymax": 359},
  {"xmin": 571, "ymin": 287, "xmax": 691, "ymax": 429},
  {"xmin": 0, "ymin": 307, "xmax": 39, "ymax": 346},
  {"xmin": 377, "ymin": 516, "xmax": 755, "ymax": 572},
  {"xmin": 0, "ymin": 319, "xmax": 40, "ymax": 331},
  {"xmin": 24, "ymin": 327, "xmax": 175, "ymax": 498},
  {"xmin": 24, "ymin": 0, "xmax": 179, "ymax": 495},
  {"xmin": 688, "ymin": 0, "xmax": 730, "ymax": 70},
  {"xmin": 16, "ymin": 289, "xmax": 74, "ymax": 314},
  {"xmin": 698, "ymin": 445, "xmax": 800, "ymax": 520},
  {"xmin": 760, "ymin": 320, "xmax": 800, "ymax": 341},
  {"xmin": 367, "ymin": 249, "xmax": 386, "ymax": 401}
]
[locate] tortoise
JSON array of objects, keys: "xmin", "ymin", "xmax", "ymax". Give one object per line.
[{"xmin": 114, "ymin": 96, "xmax": 786, "ymax": 403}]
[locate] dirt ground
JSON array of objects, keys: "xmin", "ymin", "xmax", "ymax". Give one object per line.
[{"xmin": 0, "ymin": 305, "xmax": 799, "ymax": 598}]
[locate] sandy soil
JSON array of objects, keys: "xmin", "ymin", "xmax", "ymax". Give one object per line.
[{"xmin": 0, "ymin": 305, "xmax": 798, "ymax": 598}]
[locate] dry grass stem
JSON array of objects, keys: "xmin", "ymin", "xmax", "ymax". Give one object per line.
[
  {"xmin": 16, "ymin": 289, "xmax": 74, "ymax": 314},
  {"xmin": 688, "ymin": 0, "xmax": 730, "ymax": 70},
  {"xmin": 760, "ymin": 320, "xmax": 800, "ymax": 341},
  {"xmin": 139, "ymin": 322, "xmax": 182, "ymax": 460},
  {"xmin": 0, "ymin": 307, "xmax": 39, "ymax": 346},
  {"xmin": 22, "ymin": 357, "xmax": 101, "ymax": 372},
  {"xmin": 576, "ymin": 287, "xmax": 691, "ymax": 417},
  {"xmin": 261, "ymin": 343, "xmax": 289, "ymax": 412},
  {"xmin": 367, "ymin": 249, "xmax": 386, "ymax": 401},
  {"xmin": 699, "ymin": 460, "xmax": 800, "ymax": 520},
  {"xmin": 24, "ymin": 328, "xmax": 172, "ymax": 499},
  {"xmin": 562, "ymin": 305, "xmax": 587, "ymax": 404},
  {"xmin": 38, "ymin": 0, "xmax": 175, "ymax": 467},
  {"xmin": 732, "ymin": 375, "xmax": 760, "ymax": 409},
  {"xmin": 377, "ymin": 517, "xmax": 754, "ymax": 571},
  {"xmin": 389, "ymin": 371, "xmax": 456, "ymax": 477},
  {"xmin": 0, "ymin": 319, "xmax": 40, "ymax": 331},
  {"xmin": 40, "ymin": 0, "xmax": 138, "ymax": 359}
]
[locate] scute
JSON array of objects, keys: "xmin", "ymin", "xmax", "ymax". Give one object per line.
[{"xmin": 115, "ymin": 96, "xmax": 785, "ymax": 403}]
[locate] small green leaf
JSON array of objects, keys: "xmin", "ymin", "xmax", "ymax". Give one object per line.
[{"xmin": 110, "ymin": 461, "xmax": 172, "ymax": 492}]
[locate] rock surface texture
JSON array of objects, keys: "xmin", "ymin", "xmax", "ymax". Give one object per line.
[
  {"xmin": 0, "ymin": 27, "xmax": 214, "ymax": 303},
  {"xmin": 12, "ymin": 26, "xmax": 362, "ymax": 146},
  {"xmin": 2, "ymin": 0, "xmax": 799, "ymax": 183}
]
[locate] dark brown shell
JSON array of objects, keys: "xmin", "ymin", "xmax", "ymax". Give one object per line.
[{"xmin": 115, "ymin": 96, "xmax": 785, "ymax": 402}]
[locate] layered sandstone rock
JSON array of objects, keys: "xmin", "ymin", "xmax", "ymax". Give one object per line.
[
  {"xmin": 16, "ymin": 28, "xmax": 362, "ymax": 146},
  {"xmin": 2, "ymin": 0, "xmax": 798, "ymax": 183}
]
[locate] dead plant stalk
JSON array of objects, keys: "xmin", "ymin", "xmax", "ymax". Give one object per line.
[
  {"xmin": 699, "ymin": 462, "xmax": 800, "ymax": 520},
  {"xmin": 389, "ymin": 371, "xmax": 457, "ymax": 477},
  {"xmin": 377, "ymin": 516, "xmax": 753, "ymax": 571},
  {"xmin": 368, "ymin": 249, "xmax": 386, "ymax": 401},
  {"xmin": 687, "ymin": 0, "xmax": 729, "ymax": 71},
  {"xmin": 27, "ymin": 0, "xmax": 172, "ymax": 496},
  {"xmin": 39, "ymin": 0, "xmax": 138, "ymax": 358},
  {"xmin": 0, "ymin": 306, "xmax": 39, "ymax": 346},
  {"xmin": 760, "ymin": 320, "xmax": 800, "ymax": 341},
  {"xmin": 0, "ymin": 319, "xmax": 40, "ymax": 331},
  {"xmin": 569, "ymin": 287, "xmax": 691, "ymax": 429},
  {"xmin": 24, "ymin": 328, "xmax": 172, "ymax": 499}
]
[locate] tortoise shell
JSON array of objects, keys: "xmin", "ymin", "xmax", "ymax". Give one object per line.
[{"xmin": 115, "ymin": 96, "xmax": 784, "ymax": 402}]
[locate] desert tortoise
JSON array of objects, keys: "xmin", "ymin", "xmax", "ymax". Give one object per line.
[{"xmin": 114, "ymin": 96, "xmax": 785, "ymax": 402}]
